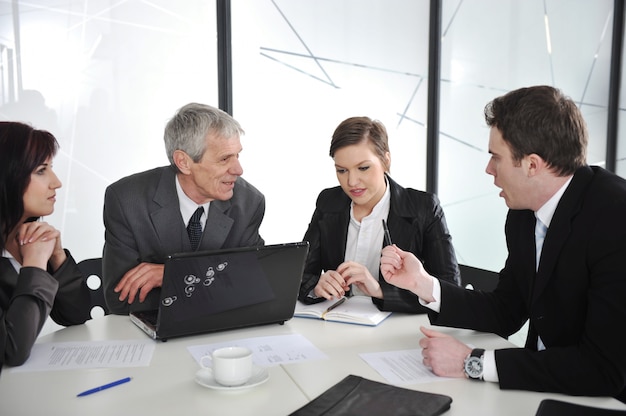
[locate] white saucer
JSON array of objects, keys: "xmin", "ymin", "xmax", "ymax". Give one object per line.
[{"xmin": 195, "ymin": 365, "xmax": 269, "ymax": 390}]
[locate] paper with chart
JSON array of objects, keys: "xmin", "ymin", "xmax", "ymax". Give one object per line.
[{"xmin": 187, "ymin": 333, "xmax": 327, "ymax": 367}]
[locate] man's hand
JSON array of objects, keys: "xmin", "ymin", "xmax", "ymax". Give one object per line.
[
  {"xmin": 380, "ymin": 245, "xmax": 435, "ymax": 302},
  {"xmin": 114, "ymin": 262, "xmax": 165, "ymax": 304},
  {"xmin": 419, "ymin": 326, "xmax": 472, "ymax": 378}
]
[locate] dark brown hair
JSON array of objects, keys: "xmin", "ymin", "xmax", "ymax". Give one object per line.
[
  {"xmin": 329, "ymin": 116, "xmax": 390, "ymax": 171},
  {"xmin": 0, "ymin": 122, "xmax": 59, "ymax": 250},
  {"xmin": 484, "ymin": 85, "xmax": 587, "ymax": 175}
]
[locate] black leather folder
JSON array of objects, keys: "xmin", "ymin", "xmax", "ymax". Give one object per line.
[
  {"xmin": 535, "ymin": 399, "xmax": 626, "ymax": 416},
  {"xmin": 289, "ymin": 374, "xmax": 452, "ymax": 416}
]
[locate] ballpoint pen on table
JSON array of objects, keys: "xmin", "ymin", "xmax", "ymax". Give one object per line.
[
  {"xmin": 382, "ymin": 219, "xmax": 393, "ymax": 246},
  {"xmin": 321, "ymin": 297, "xmax": 347, "ymax": 319},
  {"xmin": 77, "ymin": 377, "xmax": 132, "ymax": 397}
]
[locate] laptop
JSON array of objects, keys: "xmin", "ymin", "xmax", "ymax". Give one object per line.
[{"xmin": 129, "ymin": 241, "xmax": 309, "ymax": 340}]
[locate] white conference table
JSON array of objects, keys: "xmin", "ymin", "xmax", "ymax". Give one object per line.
[{"xmin": 2, "ymin": 313, "xmax": 626, "ymax": 416}]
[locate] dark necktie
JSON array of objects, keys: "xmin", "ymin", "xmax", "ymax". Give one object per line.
[{"xmin": 187, "ymin": 206, "xmax": 204, "ymax": 251}]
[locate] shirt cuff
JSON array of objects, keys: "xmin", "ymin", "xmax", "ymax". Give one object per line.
[
  {"xmin": 419, "ymin": 278, "xmax": 441, "ymax": 313},
  {"xmin": 482, "ymin": 350, "xmax": 499, "ymax": 382}
]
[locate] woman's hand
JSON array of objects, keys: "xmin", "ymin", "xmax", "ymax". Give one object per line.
[
  {"xmin": 17, "ymin": 221, "xmax": 64, "ymax": 270},
  {"xmin": 313, "ymin": 270, "xmax": 350, "ymax": 300},
  {"xmin": 338, "ymin": 261, "xmax": 382, "ymax": 298}
]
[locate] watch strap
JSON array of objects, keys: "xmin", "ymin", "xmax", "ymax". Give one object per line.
[{"xmin": 470, "ymin": 348, "xmax": 485, "ymax": 359}]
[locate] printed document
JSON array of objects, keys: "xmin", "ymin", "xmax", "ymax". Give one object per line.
[
  {"xmin": 11, "ymin": 340, "xmax": 155, "ymax": 372},
  {"xmin": 187, "ymin": 333, "xmax": 327, "ymax": 367},
  {"xmin": 360, "ymin": 348, "xmax": 449, "ymax": 385}
]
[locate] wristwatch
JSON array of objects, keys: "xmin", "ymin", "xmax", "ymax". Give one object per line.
[{"xmin": 463, "ymin": 348, "xmax": 485, "ymax": 381}]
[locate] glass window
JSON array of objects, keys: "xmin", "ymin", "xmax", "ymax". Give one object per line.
[
  {"xmin": 0, "ymin": 1, "xmax": 217, "ymax": 261},
  {"xmin": 231, "ymin": 0, "xmax": 431, "ymax": 244},
  {"xmin": 439, "ymin": 0, "xmax": 614, "ymax": 271},
  {"xmin": 618, "ymin": 20, "xmax": 626, "ymax": 178}
]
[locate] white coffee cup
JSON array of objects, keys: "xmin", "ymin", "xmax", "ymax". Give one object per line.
[{"xmin": 201, "ymin": 346, "xmax": 253, "ymax": 386}]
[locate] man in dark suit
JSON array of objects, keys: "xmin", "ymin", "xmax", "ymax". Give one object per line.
[
  {"xmin": 380, "ymin": 86, "xmax": 626, "ymax": 401},
  {"xmin": 102, "ymin": 103, "xmax": 265, "ymax": 315}
]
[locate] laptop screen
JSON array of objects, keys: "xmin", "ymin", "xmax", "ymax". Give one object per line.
[
  {"xmin": 160, "ymin": 249, "xmax": 276, "ymax": 322},
  {"xmin": 135, "ymin": 242, "xmax": 309, "ymax": 340}
]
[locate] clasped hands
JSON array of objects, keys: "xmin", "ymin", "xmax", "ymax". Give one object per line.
[
  {"xmin": 313, "ymin": 261, "xmax": 382, "ymax": 300},
  {"xmin": 314, "ymin": 244, "xmax": 437, "ymax": 301},
  {"xmin": 17, "ymin": 221, "xmax": 66, "ymax": 271}
]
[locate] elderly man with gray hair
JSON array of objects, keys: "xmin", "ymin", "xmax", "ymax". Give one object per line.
[{"xmin": 102, "ymin": 103, "xmax": 265, "ymax": 315}]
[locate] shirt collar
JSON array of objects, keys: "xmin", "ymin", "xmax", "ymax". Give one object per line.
[
  {"xmin": 535, "ymin": 176, "xmax": 573, "ymax": 227},
  {"xmin": 2, "ymin": 249, "xmax": 20, "ymax": 272},
  {"xmin": 349, "ymin": 177, "xmax": 391, "ymax": 222},
  {"xmin": 175, "ymin": 175, "xmax": 210, "ymax": 224}
]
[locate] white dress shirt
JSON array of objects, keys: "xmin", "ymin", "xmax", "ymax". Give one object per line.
[
  {"xmin": 176, "ymin": 175, "xmax": 210, "ymax": 232},
  {"xmin": 344, "ymin": 181, "xmax": 391, "ymax": 296}
]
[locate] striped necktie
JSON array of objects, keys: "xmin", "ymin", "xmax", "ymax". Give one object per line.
[{"xmin": 187, "ymin": 206, "xmax": 204, "ymax": 251}]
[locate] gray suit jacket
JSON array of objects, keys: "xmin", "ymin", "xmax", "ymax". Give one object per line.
[
  {"xmin": 1, "ymin": 251, "xmax": 91, "ymax": 367},
  {"xmin": 102, "ymin": 166, "xmax": 265, "ymax": 315}
]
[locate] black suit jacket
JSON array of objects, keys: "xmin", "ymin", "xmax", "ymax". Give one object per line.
[
  {"xmin": 432, "ymin": 166, "xmax": 626, "ymax": 401},
  {"xmin": 102, "ymin": 166, "xmax": 265, "ymax": 315},
  {"xmin": 299, "ymin": 175, "xmax": 460, "ymax": 313}
]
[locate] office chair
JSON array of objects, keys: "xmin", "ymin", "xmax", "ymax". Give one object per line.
[
  {"xmin": 459, "ymin": 264, "xmax": 499, "ymax": 291},
  {"xmin": 535, "ymin": 399, "xmax": 626, "ymax": 415},
  {"xmin": 77, "ymin": 257, "xmax": 109, "ymax": 318}
]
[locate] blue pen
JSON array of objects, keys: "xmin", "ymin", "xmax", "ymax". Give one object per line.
[{"xmin": 77, "ymin": 377, "xmax": 132, "ymax": 397}]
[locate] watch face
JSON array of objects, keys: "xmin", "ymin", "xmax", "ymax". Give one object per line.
[{"xmin": 465, "ymin": 356, "xmax": 483, "ymax": 378}]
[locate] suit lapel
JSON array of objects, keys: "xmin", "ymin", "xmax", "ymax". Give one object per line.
[
  {"xmin": 319, "ymin": 206, "xmax": 349, "ymax": 267},
  {"xmin": 150, "ymin": 168, "xmax": 189, "ymax": 252},
  {"xmin": 148, "ymin": 168, "xmax": 237, "ymax": 253},
  {"xmin": 386, "ymin": 176, "xmax": 419, "ymax": 251},
  {"xmin": 532, "ymin": 166, "xmax": 593, "ymax": 302},
  {"xmin": 201, "ymin": 200, "xmax": 234, "ymax": 249},
  {"xmin": 516, "ymin": 211, "xmax": 539, "ymax": 306}
]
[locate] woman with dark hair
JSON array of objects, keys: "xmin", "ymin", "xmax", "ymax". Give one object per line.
[
  {"xmin": 298, "ymin": 116, "xmax": 461, "ymax": 313},
  {"xmin": 0, "ymin": 122, "xmax": 91, "ymax": 368}
]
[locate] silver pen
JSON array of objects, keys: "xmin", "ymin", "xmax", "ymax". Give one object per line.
[{"xmin": 382, "ymin": 219, "xmax": 392, "ymax": 246}]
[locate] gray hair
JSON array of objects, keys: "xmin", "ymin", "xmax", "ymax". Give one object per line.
[{"xmin": 163, "ymin": 103, "xmax": 244, "ymax": 168}]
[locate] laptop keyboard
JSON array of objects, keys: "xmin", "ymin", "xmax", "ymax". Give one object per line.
[{"xmin": 136, "ymin": 310, "xmax": 158, "ymax": 326}]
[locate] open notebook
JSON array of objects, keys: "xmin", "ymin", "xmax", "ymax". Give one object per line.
[{"xmin": 294, "ymin": 296, "xmax": 391, "ymax": 326}]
